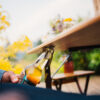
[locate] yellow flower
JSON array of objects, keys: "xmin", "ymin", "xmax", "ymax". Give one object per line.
[
  {"xmin": 56, "ymin": 20, "xmax": 60, "ymax": 24},
  {"xmin": 0, "ymin": 36, "xmax": 32, "ymax": 74},
  {"xmin": 1, "ymin": 15, "xmax": 6, "ymax": 22},
  {"xmin": 0, "ymin": 58, "xmax": 12, "ymax": 71},
  {"xmin": 63, "ymin": 18, "xmax": 72, "ymax": 22},
  {"xmin": 0, "ymin": 26, "xmax": 5, "ymax": 30},
  {"xmin": 0, "ymin": 5, "xmax": 2, "ymax": 8},
  {"xmin": 12, "ymin": 64, "xmax": 24, "ymax": 74},
  {"xmin": 24, "ymin": 36, "xmax": 32, "ymax": 47},
  {"xmin": 0, "ymin": 12, "xmax": 2, "ymax": 16},
  {"xmin": 4, "ymin": 21, "xmax": 10, "ymax": 26}
]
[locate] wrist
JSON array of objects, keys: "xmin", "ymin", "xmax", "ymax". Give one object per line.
[
  {"xmin": 0, "ymin": 70, "xmax": 6, "ymax": 82},
  {"xmin": 1, "ymin": 71, "xmax": 10, "ymax": 83}
]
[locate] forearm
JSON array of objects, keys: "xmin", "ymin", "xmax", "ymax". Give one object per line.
[
  {"xmin": 0, "ymin": 70, "xmax": 19, "ymax": 83},
  {"xmin": 0, "ymin": 69, "xmax": 6, "ymax": 82}
]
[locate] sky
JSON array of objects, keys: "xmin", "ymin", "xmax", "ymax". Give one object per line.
[{"xmin": 0, "ymin": 0, "xmax": 95, "ymax": 43}]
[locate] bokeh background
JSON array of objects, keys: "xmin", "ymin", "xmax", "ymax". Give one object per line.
[{"xmin": 0, "ymin": 0, "xmax": 100, "ymax": 75}]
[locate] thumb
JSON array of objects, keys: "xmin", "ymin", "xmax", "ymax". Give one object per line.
[{"xmin": 10, "ymin": 72, "xmax": 19, "ymax": 83}]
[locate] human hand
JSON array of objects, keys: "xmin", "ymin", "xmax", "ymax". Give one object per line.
[{"xmin": 2, "ymin": 71, "xmax": 19, "ymax": 83}]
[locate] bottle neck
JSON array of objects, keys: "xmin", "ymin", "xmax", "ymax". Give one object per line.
[
  {"xmin": 41, "ymin": 59, "xmax": 48, "ymax": 69},
  {"xmin": 36, "ymin": 50, "xmax": 51, "ymax": 70}
]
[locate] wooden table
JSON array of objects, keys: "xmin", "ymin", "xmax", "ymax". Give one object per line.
[
  {"xmin": 27, "ymin": 16, "xmax": 100, "ymax": 89},
  {"xmin": 27, "ymin": 16, "xmax": 100, "ymax": 54},
  {"xmin": 52, "ymin": 70, "xmax": 95, "ymax": 95}
]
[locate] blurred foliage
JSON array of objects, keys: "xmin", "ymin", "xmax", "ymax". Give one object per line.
[
  {"xmin": 49, "ymin": 15, "xmax": 100, "ymax": 74},
  {"xmin": 0, "ymin": 4, "xmax": 99, "ymax": 76},
  {"xmin": 0, "ymin": 5, "xmax": 10, "ymax": 33},
  {"xmin": 33, "ymin": 39, "xmax": 42, "ymax": 47},
  {"xmin": 86, "ymin": 48, "xmax": 100, "ymax": 73},
  {"xmin": 72, "ymin": 48, "xmax": 100, "ymax": 74},
  {"xmin": 77, "ymin": 16, "xmax": 84, "ymax": 23},
  {"xmin": 24, "ymin": 53, "xmax": 38, "ymax": 61},
  {"xmin": 0, "ymin": 36, "xmax": 32, "ymax": 74},
  {"xmin": 51, "ymin": 49, "xmax": 100, "ymax": 75},
  {"xmin": 0, "ymin": 5, "xmax": 32, "ymax": 74},
  {"xmin": 51, "ymin": 51, "xmax": 65, "ymax": 74}
]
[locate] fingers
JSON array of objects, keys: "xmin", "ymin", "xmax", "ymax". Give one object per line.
[
  {"xmin": 16, "ymin": 74, "xmax": 20, "ymax": 79},
  {"xmin": 2, "ymin": 71, "xmax": 20, "ymax": 83},
  {"xmin": 9, "ymin": 72, "xmax": 19, "ymax": 83},
  {"xmin": 18, "ymin": 72, "xmax": 25, "ymax": 83}
]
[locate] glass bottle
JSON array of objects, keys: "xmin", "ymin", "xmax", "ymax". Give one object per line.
[{"xmin": 20, "ymin": 50, "xmax": 51, "ymax": 86}]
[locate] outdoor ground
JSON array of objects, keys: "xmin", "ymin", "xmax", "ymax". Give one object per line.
[{"xmin": 37, "ymin": 75, "xmax": 100, "ymax": 95}]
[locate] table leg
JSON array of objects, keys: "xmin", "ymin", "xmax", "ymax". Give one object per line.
[
  {"xmin": 45, "ymin": 47, "xmax": 54, "ymax": 89},
  {"xmin": 84, "ymin": 75, "xmax": 90, "ymax": 95},
  {"xmin": 55, "ymin": 80, "xmax": 62, "ymax": 91},
  {"xmin": 75, "ymin": 77, "xmax": 83, "ymax": 94},
  {"xmin": 45, "ymin": 62, "xmax": 52, "ymax": 89}
]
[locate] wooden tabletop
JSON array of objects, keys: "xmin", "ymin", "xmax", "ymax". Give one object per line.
[
  {"xmin": 52, "ymin": 70, "xmax": 95, "ymax": 80},
  {"xmin": 28, "ymin": 16, "xmax": 100, "ymax": 54}
]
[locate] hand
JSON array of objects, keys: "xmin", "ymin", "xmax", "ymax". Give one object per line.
[{"xmin": 2, "ymin": 71, "xmax": 19, "ymax": 83}]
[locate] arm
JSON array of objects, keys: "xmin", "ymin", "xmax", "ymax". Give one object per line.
[{"xmin": 0, "ymin": 70, "xmax": 6, "ymax": 81}]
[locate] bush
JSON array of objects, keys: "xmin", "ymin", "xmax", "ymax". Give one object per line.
[
  {"xmin": 51, "ymin": 48, "xmax": 100, "ymax": 75},
  {"xmin": 72, "ymin": 48, "xmax": 100, "ymax": 74}
]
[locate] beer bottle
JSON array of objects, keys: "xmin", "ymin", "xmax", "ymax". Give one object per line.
[{"xmin": 20, "ymin": 50, "xmax": 51, "ymax": 86}]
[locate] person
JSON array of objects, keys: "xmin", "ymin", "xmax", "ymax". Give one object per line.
[
  {"xmin": 0, "ymin": 69, "xmax": 19, "ymax": 83},
  {"xmin": 0, "ymin": 70, "xmax": 100, "ymax": 100}
]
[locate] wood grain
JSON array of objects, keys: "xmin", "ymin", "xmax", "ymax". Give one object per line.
[
  {"xmin": 52, "ymin": 70, "xmax": 95, "ymax": 80},
  {"xmin": 28, "ymin": 16, "xmax": 100, "ymax": 54}
]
